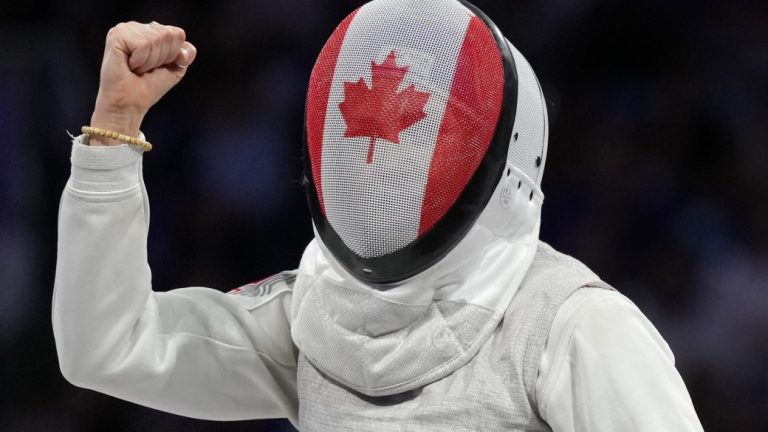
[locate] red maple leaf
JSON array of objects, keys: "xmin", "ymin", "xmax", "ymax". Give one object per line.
[{"xmin": 339, "ymin": 51, "xmax": 431, "ymax": 164}]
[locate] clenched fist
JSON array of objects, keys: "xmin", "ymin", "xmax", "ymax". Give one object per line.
[{"xmin": 90, "ymin": 21, "xmax": 197, "ymax": 146}]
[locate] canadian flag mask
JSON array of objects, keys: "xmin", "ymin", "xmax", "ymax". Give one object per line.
[{"xmin": 304, "ymin": 0, "xmax": 547, "ymax": 283}]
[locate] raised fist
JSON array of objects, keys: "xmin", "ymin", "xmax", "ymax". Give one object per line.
[{"xmin": 90, "ymin": 21, "xmax": 197, "ymax": 145}]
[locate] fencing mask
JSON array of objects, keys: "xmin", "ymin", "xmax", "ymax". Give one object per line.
[{"xmin": 303, "ymin": 0, "xmax": 547, "ymax": 284}]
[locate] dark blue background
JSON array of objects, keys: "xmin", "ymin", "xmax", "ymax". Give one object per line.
[{"xmin": 1, "ymin": 0, "xmax": 766, "ymax": 430}]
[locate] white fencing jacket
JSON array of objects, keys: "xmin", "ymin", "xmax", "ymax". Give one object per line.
[{"xmin": 53, "ymin": 138, "xmax": 703, "ymax": 431}]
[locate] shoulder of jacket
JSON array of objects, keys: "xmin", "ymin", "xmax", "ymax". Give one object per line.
[
  {"xmin": 521, "ymin": 241, "xmax": 613, "ymax": 293},
  {"xmin": 497, "ymin": 242, "xmax": 616, "ymax": 408},
  {"xmin": 529, "ymin": 241, "xmax": 592, "ymax": 273}
]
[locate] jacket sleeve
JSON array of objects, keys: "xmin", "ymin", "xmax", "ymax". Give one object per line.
[
  {"xmin": 535, "ymin": 287, "xmax": 703, "ymax": 432},
  {"xmin": 52, "ymin": 136, "xmax": 299, "ymax": 424}
]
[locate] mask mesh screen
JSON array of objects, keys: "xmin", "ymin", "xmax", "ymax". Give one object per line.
[{"xmin": 307, "ymin": 0, "xmax": 504, "ymax": 259}]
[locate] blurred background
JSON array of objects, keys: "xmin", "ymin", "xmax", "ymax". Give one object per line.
[{"xmin": 0, "ymin": 0, "xmax": 766, "ymax": 430}]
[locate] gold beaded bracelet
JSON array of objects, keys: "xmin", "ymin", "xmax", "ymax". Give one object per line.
[{"xmin": 81, "ymin": 126, "xmax": 153, "ymax": 152}]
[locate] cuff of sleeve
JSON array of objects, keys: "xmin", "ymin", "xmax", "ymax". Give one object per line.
[{"xmin": 69, "ymin": 133, "xmax": 145, "ymax": 193}]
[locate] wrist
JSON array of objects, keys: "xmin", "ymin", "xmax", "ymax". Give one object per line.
[{"xmin": 90, "ymin": 98, "xmax": 147, "ymax": 146}]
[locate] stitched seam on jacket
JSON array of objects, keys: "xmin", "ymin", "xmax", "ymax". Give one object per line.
[{"xmin": 65, "ymin": 183, "xmax": 141, "ymax": 202}]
